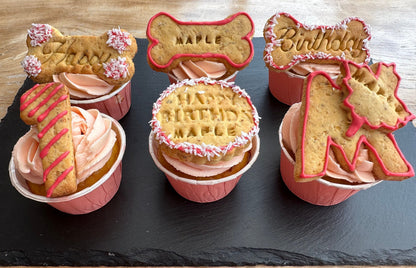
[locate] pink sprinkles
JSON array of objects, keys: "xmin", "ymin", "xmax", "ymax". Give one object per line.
[
  {"xmin": 22, "ymin": 55, "xmax": 42, "ymax": 77},
  {"xmin": 28, "ymin": 23, "xmax": 52, "ymax": 47},
  {"xmin": 103, "ymin": 57, "xmax": 129, "ymax": 80},
  {"xmin": 107, "ymin": 28, "xmax": 132, "ymax": 54},
  {"xmin": 150, "ymin": 77, "xmax": 260, "ymax": 160}
]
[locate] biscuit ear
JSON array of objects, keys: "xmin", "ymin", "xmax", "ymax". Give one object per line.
[
  {"xmin": 20, "ymin": 83, "xmax": 77, "ymax": 197},
  {"xmin": 342, "ymin": 61, "xmax": 415, "ymax": 136}
]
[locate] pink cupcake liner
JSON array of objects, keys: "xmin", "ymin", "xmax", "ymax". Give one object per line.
[
  {"xmin": 269, "ymin": 70, "xmax": 304, "ymax": 106},
  {"xmin": 70, "ymin": 80, "xmax": 131, "ymax": 121},
  {"xmin": 9, "ymin": 114, "xmax": 126, "ymax": 215},
  {"xmin": 168, "ymin": 71, "xmax": 238, "ymax": 84},
  {"xmin": 278, "ymin": 122, "xmax": 381, "ymax": 206},
  {"xmin": 149, "ymin": 132, "xmax": 260, "ymax": 203}
]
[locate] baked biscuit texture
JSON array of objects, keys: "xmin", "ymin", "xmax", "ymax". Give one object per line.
[
  {"xmin": 150, "ymin": 78, "xmax": 259, "ymax": 165},
  {"xmin": 20, "ymin": 83, "xmax": 77, "ymax": 197},
  {"xmin": 22, "ymin": 24, "xmax": 137, "ymax": 86},
  {"xmin": 263, "ymin": 12, "xmax": 371, "ymax": 71},
  {"xmin": 146, "ymin": 12, "xmax": 254, "ymax": 78},
  {"xmin": 294, "ymin": 62, "xmax": 414, "ymax": 182}
]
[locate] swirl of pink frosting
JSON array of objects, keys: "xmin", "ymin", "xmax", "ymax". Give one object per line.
[
  {"xmin": 53, "ymin": 73, "xmax": 114, "ymax": 99},
  {"xmin": 282, "ymin": 103, "xmax": 375, "ymax": 183},
  {"xmin": 290, "ymin": 63, "xmax": 340, "ymax": 78},
  {"xmin": 170, "ymin": 60, "xmax": 227, "ymax": 80},
  {"xmin": 162, "ymin": 143, "xmax": 252, "ymax": 177},
  {"xmin": 12, "ymin": 107, "xmax": 116, "ymax": 185}
]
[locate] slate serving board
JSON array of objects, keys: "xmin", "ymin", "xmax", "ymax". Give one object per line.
[{"xmin": 1, "ymin": 38, "xmax": 416, "ymax": 266}]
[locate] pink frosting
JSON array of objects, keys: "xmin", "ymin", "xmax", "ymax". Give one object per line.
[
  {"xmin": 53, "ymin": 73, "xmax": 114, "ymax": 99},
  {"xmin": 282, "ymin": 103, "xmax": 375, "ymax": 183},
  {"xmin": 170, "ymin": 60, "xmax": 227, "ymax": 80},
  {"xmin": 12, "ymin": 107, "xmax": 116, "ymax": 185},
  {"xmin": 290, "ymin": 63, "xmax": 340, "ymax": 78},
  {"xmin": 162, "ymin": 143, "xmax": 252, "ymax": 177}
]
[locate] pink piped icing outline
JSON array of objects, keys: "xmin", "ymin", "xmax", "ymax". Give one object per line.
[
  {"xmin": 28, "ymin": 23, "xmax": 53, "ymax": 47},
  {"xmin": 106, "ymin": 28, "xmax": 132, "ymax": 54},
  {"xmin": 150, "ymin": 77, "xmax": 260, "ymax": 160},
  {"xmin": 263, "ymin": 12, "xmax": 372, "ymax": 71},
  {"xmin": 342, "ymin": 60, "xmax": 416, "ymax": 136},
  {"xmin": 300, "ymin": 70, "xmax": 414, "ymax": 179},
  {"xmin": 146, "ymin": 12, "xmax": 255, "ymax": 70}
]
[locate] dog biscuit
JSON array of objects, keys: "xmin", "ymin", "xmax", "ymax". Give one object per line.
[
  {"xmin": 147, "ymin": 12, "xmax": 254, "ymax": 77},
  {"xmin": 22, "ymin": 24, "xmax": 137, "ymax": 85},
  {"xmin": 264, "ymin": 12, "xmax": 371, "ymax": 71},
  {"xmin": 20, "ymin": 82, "xmax": 77, "ymax": 197},
  {"xmin": 294, "ymin": 66, "xmax": 414, "ymax": 182}
]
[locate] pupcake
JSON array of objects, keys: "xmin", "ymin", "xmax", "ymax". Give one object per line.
[
  {"xmin": 146, "ymin": 12, "xmax": 254, "ymax": 83},
  {"xmin": 22, "ymin": 23, "xmax": 138, "ymax": 120},
  {"xmin": 149, "ymin": 78, "xmax": 260, "ymax": 202},
  {"xmin": 10, "ymin": 82, "xmax": 126, "ymax": 214},
  {"xmin": 279, "ymin": 60, "xmax": 415, "ymax": 206},
  {"xmin": 263, "ymin": 12, "xmax": 371, "ymax": 105}
]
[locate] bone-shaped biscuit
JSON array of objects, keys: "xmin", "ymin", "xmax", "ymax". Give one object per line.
[
  {"xmin": 263, "ymin": 12, "xmax": 371, "ymax": 71},
  {"xmin": 294, "ymin": 70, "xmax": 414, "ymax": 182},
  {"xmin": 20, "ymin": 82, "xmax": 77, "ymax": 197},
  {"xmin": 341, "ymin": 61, "xmax": 415, "ymax": 136},
  {"xmin": 146, "ymin": 12, "xmax": 254, "ymax": 76},
  {"xmin": 23, "ymin": 24, "xmax": 137, "ymax": 86}
]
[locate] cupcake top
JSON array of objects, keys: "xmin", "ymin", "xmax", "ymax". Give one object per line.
[
  {"xmin": 263, "ymin": 12, "xmax": 371, "ymax": 72},
  {"xmin": 150, "ymin": 78, "xmax": 259, "ymax": 162}
]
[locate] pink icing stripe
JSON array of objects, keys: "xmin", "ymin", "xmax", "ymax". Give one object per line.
[
  {"xmin": 20, "ymin": 83, "xmax": 53, "ymax": 111},
  {"xmin": 40, "ymin": 128, "xmax": 69, "ymax": 159},
  {"xmin": 46, "ymin": 166, "xmax": 74, "ymax": 197},
  {"xmin": 37, "ymin": 95, "xmax": 68, "ymax": 122},
  {"xmin": 28, "ymin": 83, "xmax": 64, "ymax": 118},
  {"xmin": 300, "ymin": 70, "xmax": 414, "ymax": 179},
  {"xmin": 341, "ymin": 60, "xmax": 416, "ymax": 136},
  {"xmin": 38, "ymin": 110, "xmax": 68, "ymax": 139},
  {"xmin": 20, "ymin": 84, "xmax": 40, "ymax": 106},
  {"xmin": 43, "ymin": 151, "xmax": 70, "ymax": 182},
  {"xmin": 146, "ymin": 12, "xmax": 254, "ymax": 69}
]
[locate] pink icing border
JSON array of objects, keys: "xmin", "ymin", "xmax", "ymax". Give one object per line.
[
  {"xmin": 342, "ymin": 60, "xmax": 416, "ymax": 136},
  {"xmin": 149, "ymin": 77, "xmax": 260, "ymax": 160},
  {"xmin": 146, "ymin": 12, "xmax": 254, "ymax": 70},
  {"xmin": 263, "ymin": 12, "xmax": 372, "ymax": 71},
  {"xmin": 300, "ymin": 70, "xmax": 414, "ymax": 179}
]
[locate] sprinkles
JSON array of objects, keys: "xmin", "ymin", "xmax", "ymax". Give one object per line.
[
  {"xmin": 22, "ymin": 55, "xmax": 42, "ymax": 77},
  {"xmin": 103, "ymin": 57, "xmax": 129, "ymax": 80},
  {"xmin": 28, "ymin": 23, "xmax": 53, "ymax": 47},
  {"xmin": 106, "ymin": 28, "xmax": 132, "ymax": 54}
]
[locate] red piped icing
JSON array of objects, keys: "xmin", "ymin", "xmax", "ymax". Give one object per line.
[
  {"xmin": 299, "ymin": 70, "xmax": 414, "ymax": 180},
  {"xmin": 20, "ymin": 83, "xmax": 74, "ymax": 197},
  {"xmin": 342, "ymin": 60, "xmax": 416, "ymax": 136},
  {"xmin": 146, "ymin": 12, "xmax": 254, "ymax": 70},
  {"xmin": 263, "ymin": 12, "xmax": 372, "ymax": 71}
]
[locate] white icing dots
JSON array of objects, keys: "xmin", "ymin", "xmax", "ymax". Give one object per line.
[
  {"xmin": 106, "ymin": 28, "xmax": 132, "ymax": 54},
  {"xmin": 22, "ymin": 55, "xmax": 42, "ymax": 77},
  {"xmin": 103, "ymin": 57, "xmax": 129, "ymax": 80},
  {"xmin": 28, "ymin": 23, "xmax": 52, "ymax": 47}
]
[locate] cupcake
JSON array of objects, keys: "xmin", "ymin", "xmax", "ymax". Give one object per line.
[
  {"xmin": 279, "ymin": 61, "xmax": 414, "ymax": 206},
  {"xmin": 149, "ymin": 78, "xmax": 260, "ymax": 203},
  {"xmin": 263, "ymin": 12, "xmax": 371, "ymax": 105},
  {"xmin": 9, "ymin": 83, "xmax": 126, "ymax": 214},
  {"xmin": 146, "ymin": 12, "xmax": 254, "ymax": 83},
  {"xmin": 21, "ymin": 24, "xmax": 138, "ymax": 120}
]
